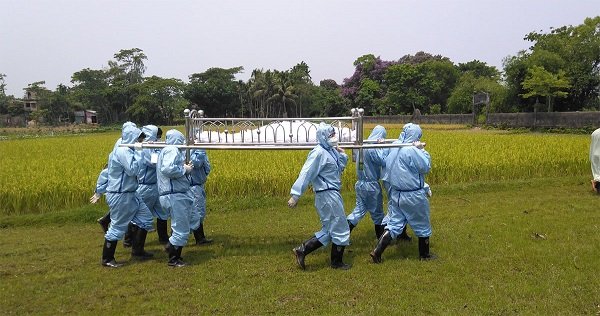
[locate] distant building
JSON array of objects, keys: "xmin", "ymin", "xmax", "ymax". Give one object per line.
[
  {"xmin": 23, "ymin": 90, "xmax": 38, "ymax": 111},
  {"xmin": 74, "ymin": 110, "xmax": 97, "ymax": 124}
]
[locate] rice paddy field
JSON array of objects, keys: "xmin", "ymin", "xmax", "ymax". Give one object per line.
[
  {"xmin": 0, "ymin": 124, "xmax": 590, "ymax": 215},
  {"xmin": 1, "ymin": 124, "xmax": 599, "ymax": 314}
]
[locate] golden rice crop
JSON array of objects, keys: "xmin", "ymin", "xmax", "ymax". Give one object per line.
[{"xmin": 0, "ymin": 126, "xmax": 590, "ymax": 215}]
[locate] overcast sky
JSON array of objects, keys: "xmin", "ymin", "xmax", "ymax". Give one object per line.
[{"xmin": 1, "ymin": 0, "xmax": 598, "ymax": 97}]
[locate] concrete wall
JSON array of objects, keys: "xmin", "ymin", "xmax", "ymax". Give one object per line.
[
  {"xmin": 365, "ymin": 114, "xmax": 473, "ymax": 125},
  {"xmin": 365, "ymin": 112, "xmax": 600, "ymax": 128},
  {"xmin": 487, "ymin": 112, "xmax": 600, "ymax": 128}
]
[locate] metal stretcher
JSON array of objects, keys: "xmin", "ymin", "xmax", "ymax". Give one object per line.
[{"xmin": 124, "ymin": 108, "xmax": 415, "ymax": 165}]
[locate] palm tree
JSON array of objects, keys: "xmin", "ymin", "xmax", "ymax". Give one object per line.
[{"xmin": 268, "ymin": 71, "xmax": 297, "ymax": 117}]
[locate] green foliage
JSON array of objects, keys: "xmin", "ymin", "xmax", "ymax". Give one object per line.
[
  {"xmin": 505, "ymin": 16, "xmax": 600, "ymax": 111},
  {"xmin": 429, "ymin": 104, "xmax": 441, "ymax": 114},
  {"xmin": 184, "ymin": 67, "xmax": 244, "ymax": 117},
  {"xmin": 447, "ymin": 73, "xmax": 509, "ymax": 114},
  {"xmin": 521, "ymin": 66, "xmax": 571, "ymax": 112}
]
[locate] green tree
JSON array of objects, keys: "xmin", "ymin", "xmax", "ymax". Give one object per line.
[
  {"xmin": 267, "ymin": 71, "xmax": 297, "ymax": 117},
  {"xmin": 447, "ymin": 73, "xmax": 509, "ymax": 114},
  {"xmin": 127, "ymin": 76, "xmax": 186, "ymax": 124},
  {"xmin": 106, "ymin": 48, "xmax": 148, "ymax": 121},
  {"xmin": 521, "ymin": 66, "xmax": 571, "ymax": 112},
  {"xmin": 184, "ymin": 67, "xmax": 243, "ymax": 117},
  {"xmin": 71, "ymin": 68, "xmax": 111, "ymax": 123},
  {"xmin": 458, "ymin": 60, "xmax": 500, "ymax": 79},
  {"xmin": 383, "ymin": 63, "xmax": 439, "ymax": 114}
]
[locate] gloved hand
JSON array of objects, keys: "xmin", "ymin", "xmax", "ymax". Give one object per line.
[
  {"xmin": 335, "ymin": 146, "xmax": 345, "ymax": 154},
  {"xmin": 287, "ymin": 196, "xmax": 298, "ymax": 208},
  {"xmin": 89, "ymin": 193, "xmax": 101, "ymax": 204},
  {"xmin": 134, "ymin": 142, "xmax": 143, "ymax": 151},
  {"xmin": 184, "ymin": 163, "xmax": 193, "ymax": 174},
  {"xmin": 427, "ymin": 188, "xmax": 432, "ymax": 197},
  {"xmin": 413, "ymin": 141, "xmax": 426, "ymax": 149}
]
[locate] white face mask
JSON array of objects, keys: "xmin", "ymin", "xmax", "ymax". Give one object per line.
[{"xmin": 327, "ymin": 136, "xmax": 338, "ymax": 147}]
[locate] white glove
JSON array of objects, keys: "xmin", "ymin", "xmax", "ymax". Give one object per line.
[
  {"xmin": 89, "ymin": 193, "xmax": 101, "ymax": 204},
  {"xmin": 287, "ymin": 196, "xmax": 298, "ymax": 208},
  {"xmin": 427, "ymin": 188, "xmax": 432, "ymax": 197},
  {"xmin": 184, "ymin": 163, "xmax": 193, "ymax": 174},
  {"xmin": 413, "ymin": 141, "xmax": 426, "ymax": 149},
  {"xmin": 134, "ymin": 142, "xmax": 143, "ymax": 150}
]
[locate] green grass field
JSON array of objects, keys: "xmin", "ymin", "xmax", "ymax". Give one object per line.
[{"xmin": 1, "ymin": 125, "xmax": 599, "ymax": 314}]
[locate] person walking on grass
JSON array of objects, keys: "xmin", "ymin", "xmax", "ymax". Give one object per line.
[
  {"xmin": 101, "ymin": 124, "xmax": 154, "ymax": 268},
  {"xmin": 371, "ymin": 123, "xmax": 436, "ymax": 263},
  {"xmin": 157, "ymin": 129, "xmax": 194, "ymax": 267},
  {"xmin": 288, "ymin": 122, "xmax": 351, "ymax": 270}
]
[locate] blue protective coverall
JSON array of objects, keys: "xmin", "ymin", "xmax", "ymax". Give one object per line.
[
  {"xmin": 188, "ymin": 148, "xmax": 211, "ymax": 231},
  {"xmin": 347, "ymin": 125, "xmax": 388, "ymax": 226},
  {"xmin": 137, "ymin": 125, "xmax": 168, "ymax": 221},
  {"xmin": 157, "ymin": 130, "xmax": 193, "ymax": 247},
  {"xmin": 381, "ymin": 123, "xmax": 432, "ymax": 239},
  {"xmin": 104, "ymin": 124, "xmax": 154, "ymax": 241},
  {"xmin": 290, "ymin": 123, "xmax": 350, "ymax": 246}
]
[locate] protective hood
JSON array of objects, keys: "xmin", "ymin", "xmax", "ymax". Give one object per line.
[
  {"xmin": 142, "ymin": 125, "xmax": 159, "ymax": 142},
  {"xmin": 316, "ymin": 122, "xmax": 335, "ymax": 149},
  {"xmin": 398, "ymin": 123, "xmax": 422, "ymax": 144},
  {"xmin": 122, "ymin": 121, "xmax": 136, "ymax": 130},
  {"xmin": 121, "ymin": 125, "xmax": 143, "ymax": 144},
  {"xmin": 367, "ymin": 125, "xmax": 387, "ymax": 141},
  {"xmin": 166, "ymin": 129, "xmax": 185, "ymax": 145}
]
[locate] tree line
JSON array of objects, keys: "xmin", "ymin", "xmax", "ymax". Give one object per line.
[{"xmin": 0, "ymin": 16, "xmax": 598, "ymax": 126}]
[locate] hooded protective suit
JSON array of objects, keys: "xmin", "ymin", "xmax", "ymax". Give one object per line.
[
  {"xmin": 137, "ymin": 125, "xmax": 168, "ymax": 221},
  {"xmin": 347, "ymin": 125, "xmax": 388, "ymax": 226},
  {"xmin": 381, "ymin": 123, "xmax": 432, "ymax": 238},
  {"xmin": 290, "ymin": 123, "xmax": 350, "ymax": 246},
  {"xmin": 104, "ymin": 124, "xmax": 154, "ymax": 241},
  {"xmin": 158, "ymin": 129, "xmax": 193, "ymax": 247},
  {"xmin": 189, "ymin": 148, "xmax": 211, "ymax": 231}
]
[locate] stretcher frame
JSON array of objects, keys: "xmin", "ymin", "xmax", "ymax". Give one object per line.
[{"xmin": 122, "ymin": 108, "xmax": 415, "ymax": 165}]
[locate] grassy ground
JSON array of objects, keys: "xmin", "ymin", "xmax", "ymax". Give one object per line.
[{"xmin": 1, "ymin": 176, "xmax": 599, "ymax": 314}]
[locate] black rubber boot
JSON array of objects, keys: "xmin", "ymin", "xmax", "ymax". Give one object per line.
[
  {"xmin": 418, "ymin": 237, "xmax": 437, "ymax": 261},
  {"xmin": 131, "ymin": 226, "xmax": 154, "ymax": 260},
  {"xmin": 101, "ymin": 239, "xmax": 123, "ymax": 268},
  {"xmin": 374, "ymin": 224, "xmax": 385, "ymax": 240},
  {"xmin": 193, "ymin": 223, "xmax": 213, "ymax": 245},
  {"xmin": 156, "ymin": 219, "xmax": 169, "ymax": 244},
  {"xmin": 97, "ymin": 212, "xmax": 111, "ymax": 233},
  {"xmin": 292, "ymin": 236, "xmax": 323, "ymax": 270},
  {"xmin": 397, "ymin": 225, "xmax": 412, "ymax": 242},
  {"xmin": 330, "ymin": 244, "xmax": 351, "ymax": 270},
  {"xmin": 123, "ymin": 223, "xmax": 134, "ymax": 248},
  {"xmin": 347, "ymin": 220, "xmax": 355, "ymax": 232},
  {"xmin": 370, "ymin": 230, "xmax": 392, "ymax": 263},
  {"xmin": 167, "ymin": 243, "xmax": 186, "ymax": 267}
]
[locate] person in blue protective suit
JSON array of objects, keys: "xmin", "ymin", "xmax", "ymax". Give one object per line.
[
  {"xmin": 346, "ymin": 125, "xmax": 389, "ymax": 240},
  {"xmin": 188, "ymin": 147, "xmax": 213, "ymax": 245},
  {"xmin": 288, "ymin": 122, "xmax": 352, "ymax": 270},
  {"xmin": 158, "ymin": 129, "xmax": 194, "ymax": 267},
  {"xmin": 371, "ymin": 123, "xmax": 436, "ymax": 263},
  {"xmin": 101, "ymin": 124, "xmax": 155, "ymax": 268},
  {"xmin": 137, "ymin": 125, "xmax": 170, "ymax": 244},
  {"xmin": 96, "ymin": 121, "xmax": 139, "ymax": 234}
]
